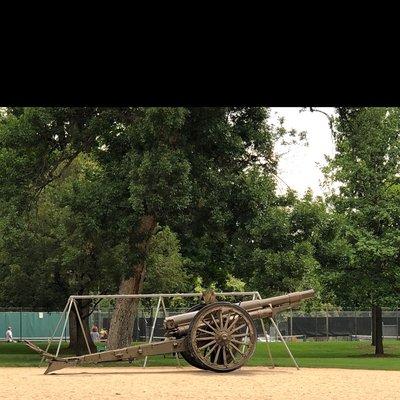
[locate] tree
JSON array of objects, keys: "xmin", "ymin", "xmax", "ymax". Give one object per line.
[
  {"xmin": 103, "ymin": 107, "xmax": 282, "ymax": 348},
  {"xmin": 322, "ymin": 107, "xmax": 400, "ymax": 355},
  {"xmin": 0, "ymin": 152, "xmax": 120, "ymax": 353},
  {"xmin": 231, "ymin": 175, "xmax": 327, "ymax": 304},
  {"xmin": 0, "ymin": 107, "xmax": 287, "ymax": 350},
  {"xmin": 143, "ymin": 226, "xmax": 189, "ymax": 294}
]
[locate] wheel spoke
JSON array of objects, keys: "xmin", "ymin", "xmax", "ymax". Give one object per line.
[
  {"xmin": 229, "ymin": 323, "xmax": 247, "ymax": 334},
  {"xmin": 232, "ymin": 333, "xmax": 248, "ymax": 338},
  {"xmin": 219, "ymin": 309, "xmax": 223, "ymax": 329},
  {"xmin": 224, "ymin": 312, "xmax": 231, "ymax": 329},
  {"xmin": 204, "ymin": 343, "xmax": 218, "ymax": 358},
  {"xmin": 198, "ymin": 340, "xmax": 216, "ymax": 350},
  {"xmin": 213, "ymin": 345, "xmax": 222, "ymax": 364},
  {"xmin": 232, "ymin": 338, "xmax": 250, "ymax": 346},
  {"xmin": 223, "ymin": 346, "xmax": 228, "ymax": 366},
  {"xmin": 198, "ymin": 328, "xmax": 215, "ymax": 335},
  {"xmin": 230, "ymin": 342, "xmax": 244, "ymax": 355},
  {"xmin": 227, "ymin": 315, "xmax": 238, "ymax": 330},
  {"xmin": 204, "ymin": 319, "xmax": 217, "ymax": 332},
  {"xmin": 196, "ymin": 336, "xmax": 215, "ymax": 341},
  {"xmin": 228, "ymin": 346, "xmax": 237, "ymax": 362},
  {"xmin": 211, "ymin": 313, "xmax": 219, "ymax": 329}
]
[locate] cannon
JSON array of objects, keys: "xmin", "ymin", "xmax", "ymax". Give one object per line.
[{"xmin": 25, "ymin": 289, "xmax": 314, "ymax": 374}]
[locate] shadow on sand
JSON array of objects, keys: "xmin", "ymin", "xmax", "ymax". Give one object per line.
[{"xmin": 44, "ymin": 367, "xmax": 292, "ymax": 377}]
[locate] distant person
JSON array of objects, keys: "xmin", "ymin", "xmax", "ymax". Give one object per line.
[
  {"xmin": 5, "ymin": 326, "xmax": 13, "ymax": 343},
  {"xmin": 90, "ymin": 325, "xmax": 100, "ymax": 342}
]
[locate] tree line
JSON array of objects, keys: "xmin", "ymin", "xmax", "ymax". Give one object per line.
[{"xmin": 0, "ymin": 107, "xmax": 399, "ymax": 356}]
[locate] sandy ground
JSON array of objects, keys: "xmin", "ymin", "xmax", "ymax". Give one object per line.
[{"xmin": 1, "ymin": 366, "xmax": 400, "ymax": 400}]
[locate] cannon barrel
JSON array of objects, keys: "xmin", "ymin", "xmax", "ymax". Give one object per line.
[
  {"xmin": 164, "ymin": 289, "xmax": 314, "ymax": 331},
  {"xmin": 239, "ymin": 289, "xmax": 314, "ymax": 311},
  {"xmin": 172, "ymin": 302, "xmax": 301, "ymax": 337}
]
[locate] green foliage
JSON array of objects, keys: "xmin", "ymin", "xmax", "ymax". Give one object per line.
[
  {"xmin": 320, "ymin": 107, "xmax": 400, "ymax": 309},
  {"xmin": 232, "ymin": 181, "xmax": 330, "ymax": 305},
  {"xmin": 1, "ymin": 107, "xmax": 301, "ymax": 309},
  {"xmin": 225, "ymin": 274, "xmax": 246, "ymax": 292},
  {"xmin": 144, "ymin": 226, "xmax": 189, "ymax": 293}
]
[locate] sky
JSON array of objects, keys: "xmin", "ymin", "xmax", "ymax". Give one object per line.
[{"xmin": 270, "ymin": 107, "xmax": 336, "ymax": 197}]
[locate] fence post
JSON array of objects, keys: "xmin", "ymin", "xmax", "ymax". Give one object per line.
[
  {"xmin": 397, "ymin": 306, "xmax": 399, "ymax": 341},
  {"xmin": 315, "ymin": 312, "xmax": 318, "ymax": 339},
  {"xmin": 370, "ymin": 309, "xmax": 373, "ymax": 338},
  {"xmin": 355, "ymin": 310, "xmax": 357, "ymax": 338},
  {"xmin": 290, "ymin": 308, "xmax": 293, "ymax": 337},
  {"xmin": 326, "ymin": 307, "xmax": 329, "ymax": 340},
  {"xmin": 20, "ymin": 307, "xmax": 22, "ymax": 341},
  {"xmin": 142, "ymin": 309, "xmax": 145, "ymax": 341}
]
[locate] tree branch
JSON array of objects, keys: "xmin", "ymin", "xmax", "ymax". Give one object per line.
[
  {"xmin": 304, "ymin": 107, "xmax": 336, "ymax": 136},
  {"xmin": 81, "ymin": 299, "xmax": 103, "ymax": 320}
]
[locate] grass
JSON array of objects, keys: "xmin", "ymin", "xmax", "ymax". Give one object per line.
[{"xmin": 1, "ymin": 340, "xmax": 400, "ymax": 371}]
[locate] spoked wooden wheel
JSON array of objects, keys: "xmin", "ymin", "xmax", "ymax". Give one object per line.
[{"xmin": 187, "ymin": 302, "xmax": 256, "ymax": 372}]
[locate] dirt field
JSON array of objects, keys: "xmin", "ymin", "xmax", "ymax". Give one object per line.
[{"xmin": 1, "ymin": 366, "xmax": 399, "ymax": 400}]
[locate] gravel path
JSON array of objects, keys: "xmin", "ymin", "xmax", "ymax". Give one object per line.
[{"xmin": 1, "ymin": 366, "xmax": 399, "ymax": 400}]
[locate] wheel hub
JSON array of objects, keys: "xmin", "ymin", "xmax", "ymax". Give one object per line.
[{"xmin": 215, "ymin": 330, "xmax": 230, "ymax": 346}]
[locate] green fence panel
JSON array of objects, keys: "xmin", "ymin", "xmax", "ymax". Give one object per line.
[
  {"xmin": 1, "ymin": 312, "xmax": 21, "ymax": 338},
  {"xmin": 0, "ymin": 312, "xmax": 69, "ymax": 340}
]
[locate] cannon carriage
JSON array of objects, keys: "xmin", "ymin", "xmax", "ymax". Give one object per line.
[{"xmin": 25, "ymin": 289, "xmax": 314, "ymax": 374}]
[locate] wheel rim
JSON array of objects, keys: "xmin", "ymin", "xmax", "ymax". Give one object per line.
[
  {"xmin": 180, "ymin": 303, "xmax": 209, "ymax": 370},
  {"xmin": 188, "ymin": 302, "xmax": 256, "ymax": 372}
]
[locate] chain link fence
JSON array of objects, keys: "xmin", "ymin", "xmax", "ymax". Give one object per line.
[
  {"xmin": 270, "ymin": 309, "xmax": 400, "ymax": 342},
  {"xmin": 1, "ymin": 307, "xmax": 399, "ymax": 341}
]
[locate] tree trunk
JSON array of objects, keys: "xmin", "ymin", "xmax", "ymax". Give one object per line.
[
  {"xmin": 374, "ymin": 305, "xmax": 384, "ymax": 356},
  {"xmin": 69, "ymin": 300, "xmax": 97, "ymax": 355},
  {"xmin": 107, "ymin": 215, "xmax": 156, "ymax": 350},
  {"xmin": 107, "ymin": 265, "xmax": 146, "ymax": 349},
  {"xmin": 371, "ymin": 306, "xmax": 376, "ymax": 346},
  {"xmin": 68, "ymin": 308, "xmax": 77, "ymax": 350}
]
